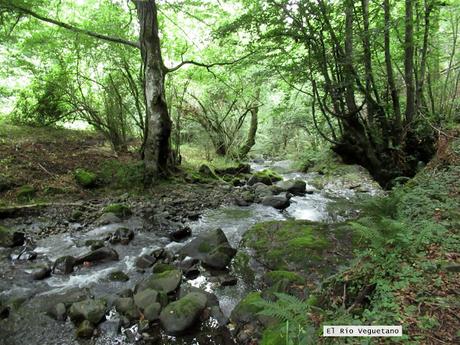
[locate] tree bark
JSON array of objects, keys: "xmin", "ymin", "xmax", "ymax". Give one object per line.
[
  {"xmin": 404, "ymin": 0, "xmax": 415, "ymax": 124},
  {"xmin": 384, "ymin": 0, "xmax": 402, "ymax": 135},
  {"xmin": 239, "ymin": 106, "xmax": 258, "ymax": 158},
  {"xmin": 135, "ymin": 0, "xmax": 172, "ymax": 185}
]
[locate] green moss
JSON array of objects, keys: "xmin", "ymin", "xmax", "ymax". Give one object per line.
[
  {"xmin": 198, "ymin": 241, "xmax": 212, "ymax": 253},
  {"xmin": 74, "ymin": 168, "xmax": 97, "ymax": 188},
  {"xmin": 264, "ymin": 271, "xmax": 304, "ymax": 286},
  {"xmin": 17, "ymin": 185, "xmax": 36, "ymax": 201},
  {"xmin": 252, "ymin": 169, "xmax": 283, "ymax": 184},
  {"xmin": 260, "ymin": 327, "xmax": 286, "ymax": 345},
  {"xmin": 103, "ymin": 203, "xmax": 132, "ymax": 218},
  {"xmin": 233, "ymin": 292, "xmax": 264, "ymax": 317},
  {"xmin": 243, "ymin": 220, "xmax": 332, "ymax": 271},
  {"xmin": 152, "ymin": 263, "xmax": 175, "ymax": 274}
]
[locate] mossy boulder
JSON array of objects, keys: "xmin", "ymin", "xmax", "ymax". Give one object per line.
[
  {"xmin": 138, "ymin": 269, "xmax": 182, "ymax": 294},
  {"xmin": 247, "ymin": 169, "xmax": 283, "ymax": 186},
  {"xmin": 133, "ymin": 289, "xmax": 159, "ymax": 309},
  {"xmin": 180, "ymin": 228, "xmax": 236, "ymax": 270},
  {"xmin": 159, "ymin": 292, "xmax": 207, "ymax": 334},
  {"xmin": 0, "ymin": 225, "xmax": 25, "ymax": 248},
  {"xmin": 113, "ymin": 297, "xmax": 140, "ymax": 320},
  {"xmin": 103, "ymin": 204, "xmax": 132, "ymax": 218},
  {"xmin": 74, "ymin": 168, "xmax": 97, "ymax": 188},
  {"xmin": 242, "ymin": 220, "xmax": 334, "ymax": 272},
  {"xmin": 275, "ymin": 179, "xmax": 307, "ymax": 195},
  {"xmin": 69, "ymin": 299, "xmax": 107, "ymax": 325},
  {"xmin": 17, "ymin": 185, "xmax": 36, "ymax": 201}
]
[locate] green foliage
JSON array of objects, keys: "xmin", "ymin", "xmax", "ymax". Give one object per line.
[
  {"xmin": 10, "ymin": 67, "xmax": 73, "ymax": 127},
  {"xmin": 16, "ymin": 185, "xmax": 36, "ymax": 201},
  {"xmin": 254, "ymin": 293, "xmax": 318, "ymax": 345}
]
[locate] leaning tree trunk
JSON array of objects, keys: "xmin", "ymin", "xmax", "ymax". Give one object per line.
[
  {"xmin": 239, "ymin": 106, "xmax": 259, "ymax": 158},
  {"xmin": 135, "ymin": 0, "xmax": 172, "ymax": 185}
]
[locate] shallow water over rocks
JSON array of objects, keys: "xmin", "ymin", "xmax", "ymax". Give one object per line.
[{"xmin": 0, "ymin": 160, "xmax": 382, "ymax": 345}]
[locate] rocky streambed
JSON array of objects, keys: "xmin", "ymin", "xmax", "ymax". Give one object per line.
[{"xmin": 0, "ymin": 160, "xmax": 382, "ymax": 345}]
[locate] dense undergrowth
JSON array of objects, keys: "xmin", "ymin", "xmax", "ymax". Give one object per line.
[{"xmin": 255, "ymin": 137, "xmax": 460, "ymax": 344}]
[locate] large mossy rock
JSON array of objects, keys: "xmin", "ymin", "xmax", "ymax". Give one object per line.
[
  {"xmin": 242, "ymin": 220, "xmax": 350, "ymax": 274},
  {"xmin": 0, "ymin": 226, "xmax": 25, "ymax": 248},
  {"xmin": 179, "ymin": 228, "xmax": 236, "ymax": 270},
  {"xmin": 74, "ymin": 168, "xmax": 97, "ymax": 188},
  {"xmin": 159, "ymin": 292, "xmax": 207, "ymax": 334},
  {"xmin": 76, "ymin": 247, "xmax": 119, "ymax": 265},
  {"xmin": 138, "ymin": 270, "xmax": 182, "ymax": 294},
  {"xmin": 247, "ymin": 170, "xmax": 283, "ymax": 186},
  {"xmin": 69, "ymin": 299, "xmax": 107, "ymax": 325}
]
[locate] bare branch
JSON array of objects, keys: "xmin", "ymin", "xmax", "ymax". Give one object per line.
[
  {"xmin": 3, "ymin": 3, "xmax": 140, "ymax": 49},
  {"xmin": 165, "ymin": 51, "xmax": 255, "ymax": 73}
]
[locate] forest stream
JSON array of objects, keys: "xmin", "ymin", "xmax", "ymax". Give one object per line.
[{"xmin": 0, "ymin": 160, "xmax": 382, "ymax": 345}]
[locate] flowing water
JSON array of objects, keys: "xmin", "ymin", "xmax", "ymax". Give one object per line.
[{"xmin": 0, "ymin": 160, "xmax": 381, "ymax": 345}]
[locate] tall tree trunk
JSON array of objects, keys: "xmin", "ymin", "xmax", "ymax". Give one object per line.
[
  {"xmin": 344, "ymin": 0, "xmax": 358, "ymax": 114},
  {"xmin": 415, "ymin": 0, "xmax": 431, "ymax": 115},
  {"xmin": 135, "ymin": 0, "xmax": 172, "ymax": 185},
  {"xmin": 384, "ymin": 0, "xmax": 402, "ymax": 136},
  {"xmin": 404, "ymin": 0, "xmax": 416, "ymax": 124}
]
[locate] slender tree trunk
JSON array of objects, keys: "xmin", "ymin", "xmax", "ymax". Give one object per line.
[
  {"xmin": 135, "ymin": 0, "xmax": 172, "ymax": 185},
  {"xmin": 384, "ymin": 0, "xmax": 402, "ymax": 135},
  {"xmin": 415, "ymin": 0, "xmax": 431, "ymax": 115},
  {"xmin": 404, "ymin": 0, "xmax": 415, "ymax": 124}
]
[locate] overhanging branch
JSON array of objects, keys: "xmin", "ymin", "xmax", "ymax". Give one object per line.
[
  {"xmin": 3, "ymin": 3, "xmax": 140, "ymax": 49},
  {"xmin": 165, "ymin": 51, "xmax": 255, "ymax": 73}
]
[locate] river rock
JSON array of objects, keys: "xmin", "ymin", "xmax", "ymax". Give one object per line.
[
  {"xmin": 247, "ymin": 169, "xmax": 282, "ymax": 186},
  {"xmin": 252, "ymin": 183, "xmax": 272, "ymax": 199},
  {"xmin": 113, "ymin": 297, "xmax": 140, "ymax": 320},
  {"xmin": 136, "ymin": 254, "xmax": 157, "ymax": 269},
  {"xmin": 138, "ymin": 270, "xmax": 182, "ymax": 294},
  {"xmin": 69, "ymin": 299, "xmax": 107, "ymax": 325},
  {"xmin": 261, "ymin": 193, "xmax": 291, "ymax": 209},
  {"xmin": 108, "ymin": 270, "xmax": 129, "ymax": 282},
  {"xmin": 31, "ymin": 265, "xmax": 52, "ymax": 280},
  {"xmin": 144, "ymin": 302, "xmax": 161, "ymax": 321},
  {"xmin": 85, "ymin": 239, "xmax": 105, "ymax": 251},
  {"xmin": 159, "ymin": 292, "xmax": 207, "ymax": 334},
  {"xmin": 53, "ymin": 256, "xmax": 76, "ymax": 274},
  {"xmin": 133, "ymin": 289, "xmax": 159, "ymax": 309},
  {"xmin": 109, "ymin": 227, "xmax": 134, "ymax": 245},
  {"xmin": 179, "ymin": 228, "xmax": 236, "ymax": 270},
  {"xmin": 76, "ymin": 319, "xmax": 95, "ymax": 339},
  {"xmin": 0, "ymin": 226, "xmax": 25, "ymax": 247},
  {"xmin": 96, "ymin": 212, "xmax": 121, "ymax": 225},
  {"xmin": 169, "ymin": 226, "xmax": 192, "ymax": 241},
  {"xmin": 76, "ymin": 247, "xmax": 119, "ymax": 265},
  {"xmin": 54, "ymin": 302, "xmax": 67, "ymax": 321},
  {"xmin": 276, "ymin": 179, "xmax": 306, "ymax": 195},
  {"xmin": 202, "ymin": 246, "xmax": 237, "ymax": 270}
]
